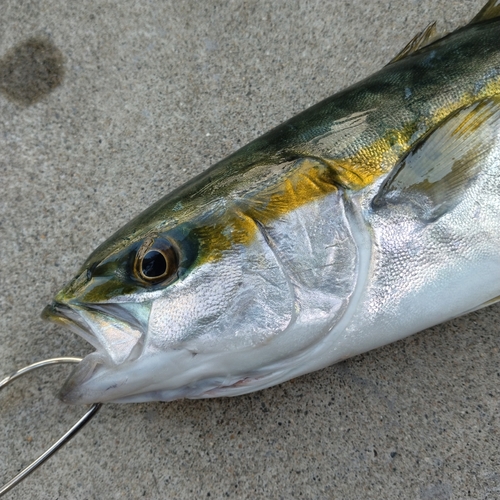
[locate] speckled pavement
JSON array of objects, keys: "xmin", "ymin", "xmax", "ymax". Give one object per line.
[{"xmin": 1, "ymin": 1, "xmax": 499, "ymax": 498}]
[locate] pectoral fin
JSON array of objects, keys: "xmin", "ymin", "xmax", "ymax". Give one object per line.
[{"xmin": 372, "ymin": 97, "xmax": 500, "ymax": 221}]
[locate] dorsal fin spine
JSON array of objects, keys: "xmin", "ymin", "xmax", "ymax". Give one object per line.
[
  {"xmin": 388, "ymin": 1, "xmax": 500, "ymax": 66},
  {"xmin": 470, "ymin": 0, "xmax": 500, "ymax": 25},
  {"xmin": 388, "ymin": 22, "xmax": 442, "ymax": 65}
]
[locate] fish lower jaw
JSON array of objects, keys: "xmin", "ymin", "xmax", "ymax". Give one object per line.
[
  {"xmin": 57, "ymin": 333, "xmax": 335, "ymax": 404},
  {"xmin": 57, "ymin": 348, "xmax": 266, "ymax": 404},
  {"xmin": 57, "ymin": 311, "xmax": 362, "ymax": 404}
]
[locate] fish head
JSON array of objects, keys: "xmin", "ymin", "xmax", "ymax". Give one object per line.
[
  {"xmin": 42, "ymin": 180, "xmax": 302, "ymax": 403},
  {"xmin": 43, "ymin": 154, "xmax": 360, "ymax": 404}
]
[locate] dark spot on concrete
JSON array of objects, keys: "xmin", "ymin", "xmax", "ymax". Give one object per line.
[{"xmin": 0, "ymin": 36, "xmax": 65, "ymax": 106}]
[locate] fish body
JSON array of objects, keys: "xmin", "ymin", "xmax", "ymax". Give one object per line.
[{"xmin": 44, "ymin": 3, "xmax": 500, "ymax": 404}]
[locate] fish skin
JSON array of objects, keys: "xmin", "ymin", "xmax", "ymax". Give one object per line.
[{"xmin": 43, "ymin": 3, "xmax": 500, "ymax": 404}]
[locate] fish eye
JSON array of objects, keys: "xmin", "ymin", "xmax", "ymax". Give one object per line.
[
  {"xmin": 135, "ymin": 238, "xmax": 178, "ymax": 284},
  {"xmin": 142, "ymin": 250, "xmax": 167, "ymax": 278}
]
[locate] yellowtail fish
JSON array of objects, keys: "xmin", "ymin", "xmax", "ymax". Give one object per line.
[{"xmin": 43, "ymin": 1, "xmax": 500, "ymax": 404}]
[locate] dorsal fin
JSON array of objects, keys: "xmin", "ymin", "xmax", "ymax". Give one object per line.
[
  {"xmin": 387, "ymin": 22, "xmax": 442, "ymax": 65},
  {"xmin": 470, "ymin": 0, "xmax": 500, "ymax": 25},
  {"xmin": 388, "ymin": 2, "xmax": 500, "ymax": 66}
]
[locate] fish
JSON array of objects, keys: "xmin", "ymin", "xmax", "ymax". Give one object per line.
[{"xmin": 43, "ymin": 1, "xmax": 500, "ymax": 404}]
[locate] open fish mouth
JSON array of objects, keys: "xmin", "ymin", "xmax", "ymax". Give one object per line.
[
  {"xmin": 42, "ymin": 301, "xmax": 296, "ymax": 404},
  {"xmin": 42, "ymin": 301, "xmax": 147, "ymax": 366}
]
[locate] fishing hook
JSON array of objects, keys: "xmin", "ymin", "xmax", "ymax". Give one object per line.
[{"xmin": 0, "ymin": 357, "xmax": 101, "ymax": 497}]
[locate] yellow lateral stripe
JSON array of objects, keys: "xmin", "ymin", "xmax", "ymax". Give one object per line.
[{"xmin": 196, "ymin": 82, "xmax": 500, "ymax": 264}]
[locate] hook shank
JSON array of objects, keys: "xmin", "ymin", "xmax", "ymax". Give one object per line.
[{"xmin": 0, "ymin": 357, "xmax": 102, "ymax": 497}]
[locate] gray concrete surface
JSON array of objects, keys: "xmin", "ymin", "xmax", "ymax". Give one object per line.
[{"xmin": 1, "ymin": 0, "xmax": 499, "ymax": 498}]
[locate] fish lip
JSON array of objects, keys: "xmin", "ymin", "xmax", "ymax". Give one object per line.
[
  {"xmin": 42, "ymin": 301, "xmax": 89, "ymax": 333},
  {"xmin": 43, "ymin": 299, "xmax": 148, "ymax": 371}
]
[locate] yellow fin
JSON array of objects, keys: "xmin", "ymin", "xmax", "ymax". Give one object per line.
[
  {"xmin": 372, "ymin": 97, "xmax": 500, "ymax": 220},
  {"xmin": 387, "ymin": 22, "xmax": 441, "ymax": 65},
  {"xmin": 470, "ymin": 0, "xmax": 500, "ymax": 24}
]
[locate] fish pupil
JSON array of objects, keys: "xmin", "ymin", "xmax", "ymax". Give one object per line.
[{"xmin": 142, "ymin": 250, "xmax": 167, "ymax": 278}]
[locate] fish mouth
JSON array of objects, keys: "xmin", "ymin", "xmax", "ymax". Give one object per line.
[
  {"xmin": 43, "ymin": 299, "xmax": 153, "ymax": 403},
  {"xmin": 44, "ymin": 301, "xmax": 282, "ymax": 404},
  {"xmin": 42, "ymin": 301, "xmax": 148, "ymax": 365}
]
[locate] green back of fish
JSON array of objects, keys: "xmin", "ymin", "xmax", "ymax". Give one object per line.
[{"xmin": 86, "ymin": 15, "xmax": 500, "ymax": 266}]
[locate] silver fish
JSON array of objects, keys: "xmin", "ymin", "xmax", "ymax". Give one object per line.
[{"xmin": 43, "ymin": 1, "xmax": 500, "ymax": 404}]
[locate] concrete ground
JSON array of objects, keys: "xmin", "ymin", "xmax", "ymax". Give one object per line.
[{"xmin": 1, "ymin": 0, "xmax": 498, "ymax": 498}]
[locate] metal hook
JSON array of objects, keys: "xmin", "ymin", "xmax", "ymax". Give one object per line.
[{"xmin": 0, "ymin": 357, "xmax": 102, "ymax": 497}]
